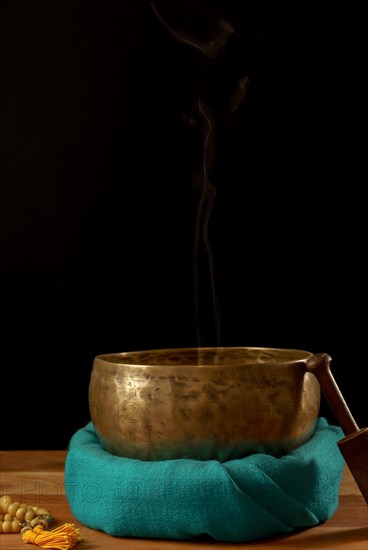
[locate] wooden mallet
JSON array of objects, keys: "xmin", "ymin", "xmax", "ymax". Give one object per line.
[{"xmin": 306, "ymin": 353, "xmax": 368, "ymax": 505}]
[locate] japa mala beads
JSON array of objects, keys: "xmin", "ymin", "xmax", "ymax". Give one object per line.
[
  {"xmin": 0, "ymin": 494, "xmax": 82, "ymax": 549},
  {"xmin": 0, "ymin": 494, "xmax": 52, "ymax": 534}
]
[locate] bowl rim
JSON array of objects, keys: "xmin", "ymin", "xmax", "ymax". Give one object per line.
[{"xmin": 93, "ymin": 346, "xmax": 314, "ymax": 368}]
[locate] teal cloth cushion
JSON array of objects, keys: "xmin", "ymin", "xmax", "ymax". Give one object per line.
[{"xmin": 65, "ymin": 418, "xmax": 344, "ymax": 542}]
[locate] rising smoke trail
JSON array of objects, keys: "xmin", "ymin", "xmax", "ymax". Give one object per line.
[
  {"xmin": 151, "ymin": 1, "xmax": 234, "ymax": 348},
  {"xmin": 192, "ymin": 100, "xmax": 220, "ymax": 347}
]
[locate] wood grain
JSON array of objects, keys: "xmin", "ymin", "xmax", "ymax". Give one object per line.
[{"xmin": 1, "ymin": 451, "xmax": 367, "ymax": 549}]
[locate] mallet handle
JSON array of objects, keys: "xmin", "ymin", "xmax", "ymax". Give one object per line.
[{"xmin": 306, "ymin": 353, "xmax": 359, "ymax": 435}]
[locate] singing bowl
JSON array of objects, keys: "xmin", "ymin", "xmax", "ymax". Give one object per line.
[{"xmin": 89, "ymin": 347, "xmax": 320, "ymax": 461}]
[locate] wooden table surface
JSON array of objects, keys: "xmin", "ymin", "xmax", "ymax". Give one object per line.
[{"xmin": 0, "ymin": 451, "xmax": 367, "ymax": 549}]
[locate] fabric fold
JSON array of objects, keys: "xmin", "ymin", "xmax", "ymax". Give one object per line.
[{"xmin": 65, "ymin": 418, "xmax": 344, "ymax": 542}]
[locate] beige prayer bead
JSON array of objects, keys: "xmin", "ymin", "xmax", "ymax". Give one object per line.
[{"xmin": 2, "ymin": 520, "xmax": 12, "ymax": 534}]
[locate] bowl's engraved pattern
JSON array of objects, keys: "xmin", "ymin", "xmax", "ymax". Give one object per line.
[{"xmin": 89, "ymin": 347, "xmax": 320, "ymax": 461}]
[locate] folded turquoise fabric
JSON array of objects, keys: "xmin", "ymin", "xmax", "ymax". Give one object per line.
[{"xmin": 65, "ymin": 418, "xmax": 344, "ymax": 542}]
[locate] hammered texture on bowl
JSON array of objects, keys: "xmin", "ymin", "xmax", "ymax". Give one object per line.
[{"xmin": 89, "ymin": 347, "xmax": 320, "ymax": 461}]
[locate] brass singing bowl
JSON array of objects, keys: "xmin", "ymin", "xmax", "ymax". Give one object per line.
[{"xmin": 89, "ymin": 347, "xmax": 320, "ymax": 461}]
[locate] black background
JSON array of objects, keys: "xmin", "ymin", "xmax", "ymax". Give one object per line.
[{"xmin": 1, "ymin": 1, "xmax": 366, "ymax": 449}]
